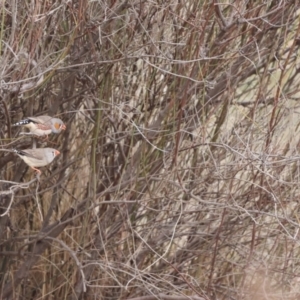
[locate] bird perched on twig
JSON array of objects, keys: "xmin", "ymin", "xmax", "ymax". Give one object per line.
[
  {"xmin": 13, "ymin": 115, "xmax": 66, "ymax": 137},
  {"xmin": 14, "ymin": 148, "xmax": 60, "ymax": 174}
]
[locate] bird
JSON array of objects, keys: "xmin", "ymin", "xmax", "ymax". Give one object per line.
[
  {"xmin": 14, "ymin": 148, "xmax": 60, "ymax": 174},
  {"xmin": 13, "ymin": 115, "xmax": 66, "ymax": 137}
]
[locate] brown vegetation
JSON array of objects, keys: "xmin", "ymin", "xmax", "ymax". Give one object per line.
[{"xmin": 1, "ymin": 1, "xmax": 300, "ymax": 299}]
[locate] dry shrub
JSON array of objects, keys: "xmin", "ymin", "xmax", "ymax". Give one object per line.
[{"xmin": 1, "ymin": 1, "xmax": 300, "ymax": 299}]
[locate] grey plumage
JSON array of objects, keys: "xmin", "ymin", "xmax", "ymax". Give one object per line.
[
  {"xmin": 14, "ymin": 148, "xmax": 60, "ymax": 174},
  {"xmin": 13, "ymin": 115, "xmax": 66, "ymax": 136}
]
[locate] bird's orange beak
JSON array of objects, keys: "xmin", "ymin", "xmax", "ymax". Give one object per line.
[
  {"xmin": 55, "ymin": 150, "xmax": 60, "ymax": 156},
  {"xmin": 61, "ymin": 124, "xmax": 66, "ymax": 130}
]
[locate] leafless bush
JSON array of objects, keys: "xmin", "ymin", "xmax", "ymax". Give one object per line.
[{"xmin": 1, "ymin": 1, "xmax": 300, "ymax": 299}]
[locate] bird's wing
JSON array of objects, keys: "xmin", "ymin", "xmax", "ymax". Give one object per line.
[
  {"xmin": 28, "ymin": 116, "xmax": 52, "ymax": 124},
  {"xmin": 18, "ymin": 149, "xmax": 44, "ymax": 160}
]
